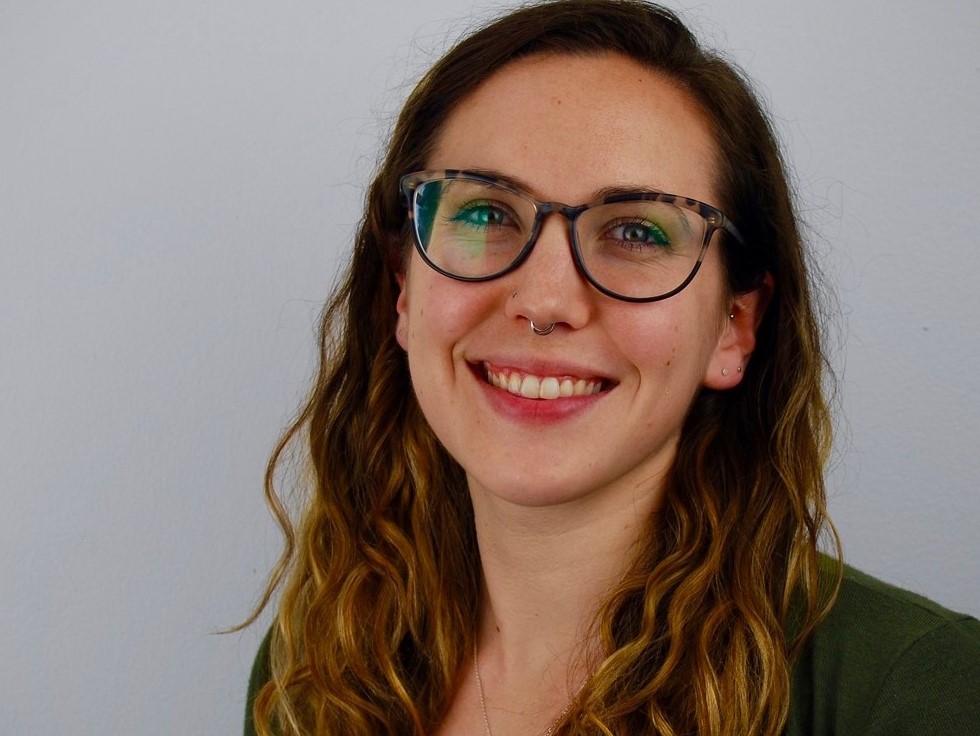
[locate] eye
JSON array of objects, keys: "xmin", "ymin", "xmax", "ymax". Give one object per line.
[
  {"xmin": 450, "ymin": 201, "xmax": 513, "ymax": 229},
  {"xmin": 605, "ymin": 219, "xmax": 671, "ymax": 249}
]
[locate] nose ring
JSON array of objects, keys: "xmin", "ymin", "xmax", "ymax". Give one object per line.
[{"xmin": 530, "ymin": 320, "xmax": 556, "ymax": 336}]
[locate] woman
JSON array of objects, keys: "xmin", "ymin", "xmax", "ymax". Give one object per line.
[{"xmin": 244, "ymin": 2, "xmax": 980, "ymax": 734}]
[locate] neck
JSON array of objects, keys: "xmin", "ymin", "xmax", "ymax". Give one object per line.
[{"xmin": 470, "ymin": 478, "xmax": 662, "ymax": 680}]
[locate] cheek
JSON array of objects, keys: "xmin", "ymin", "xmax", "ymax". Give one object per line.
[
  {"xmin": 401, "ymin": 261, "xmax": 499, "ymax": 372},
  {"xmin": 609, "ymin": 296, "xmax": 724, "ymax": 384},
  {"xmin": 406, "ymin": 280, "xmax": 475, "ymax": 348}
]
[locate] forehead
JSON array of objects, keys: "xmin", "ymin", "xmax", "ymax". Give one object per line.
[{"xmin": 427, "ymin": 52, "xmax": 722, "ymax": 207}]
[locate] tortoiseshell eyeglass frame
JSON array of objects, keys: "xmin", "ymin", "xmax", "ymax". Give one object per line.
[{"xmin": 399, "ymin": 169, "xmax": 744, "ymax": 303}]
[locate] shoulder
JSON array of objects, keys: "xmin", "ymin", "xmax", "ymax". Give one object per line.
[
  {"xmin": 244, "ymin": 628, "xmax": 273, "ymax": 736},
  {"xmin": 787, "ymin": 562, "xmax": 980, "ymax": 736}
]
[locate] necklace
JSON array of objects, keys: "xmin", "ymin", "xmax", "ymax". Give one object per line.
[{"xmin": 472, "ymin": 641, "xmax": 582, "ymax": 736}]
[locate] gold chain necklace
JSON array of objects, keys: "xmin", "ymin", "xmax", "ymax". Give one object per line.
[{"xmin": 472, "ymin": 640, "xmax": 582, "ymax": 736}]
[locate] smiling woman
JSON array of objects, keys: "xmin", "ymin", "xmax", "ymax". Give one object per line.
[{"xmin": 241, "ymin": 2, "xmax": 980, "ymax": 735}]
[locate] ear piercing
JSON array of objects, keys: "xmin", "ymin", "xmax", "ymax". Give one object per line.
[
  {"xmin": 530, "ymin": 320, "xmax": 556, "ymax": 336},
  {"xmin": 722, "ymin": 365, "xmax": 744, "ymax": 377}
]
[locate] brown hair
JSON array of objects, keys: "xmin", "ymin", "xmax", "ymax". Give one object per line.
[{"xmin": 247, "ymin": 2, "xmax": 841, "ymax": 734}]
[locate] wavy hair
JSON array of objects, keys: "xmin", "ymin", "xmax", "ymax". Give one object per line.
[{"xmin": 246, "ymin": 2, "xmax": 841, "ymax": 734}]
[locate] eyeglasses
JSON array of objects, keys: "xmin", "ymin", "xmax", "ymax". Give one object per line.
[{"xmin": 400, "ymin": 170, "xmax": 743, "ymax": 303}]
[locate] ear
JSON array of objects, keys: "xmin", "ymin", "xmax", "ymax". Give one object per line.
[
  {"xmin": 703, "ymin": 273, "xmax": 774, "ymax": 390},
  {"xmin": 394, "ymin": 270, "xmax": 409, "ymax": 351}
]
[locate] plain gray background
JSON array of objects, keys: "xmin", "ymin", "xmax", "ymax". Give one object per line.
[{"xmin": 2, "ymin": 0, "xmax": 978, "ymax": 733}]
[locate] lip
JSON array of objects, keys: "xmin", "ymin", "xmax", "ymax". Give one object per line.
[{"xmin": 468, "ymin": 358, "xmax": 614, "ymax": 424}]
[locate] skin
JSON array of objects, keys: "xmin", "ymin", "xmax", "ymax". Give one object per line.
[{"xmin": 395, "ymin": 53, "xmax": 768, "ymax": 735}]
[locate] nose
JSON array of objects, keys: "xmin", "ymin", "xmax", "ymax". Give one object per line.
[{"xmin": 503, "ymin": 212, "xmax": 593, "ymax": 331}]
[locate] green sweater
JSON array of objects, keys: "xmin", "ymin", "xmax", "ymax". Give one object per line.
[
  {"xmin": 786, "ymin": 565, "xmax": 979, "ymax": 734},
  {"xmin": 246, "ymin": 566, "xmax": 980, "ymax": 734}
]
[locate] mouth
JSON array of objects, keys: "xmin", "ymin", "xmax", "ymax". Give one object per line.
[{"xmin": 483, "ymin": 363, "xmax": 609, "ymax": 400}]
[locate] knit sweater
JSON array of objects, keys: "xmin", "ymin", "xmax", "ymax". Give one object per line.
[
  {"xmin": 245, "ymin": 565, "xmax": 980, "ymax": 734},
  {"xmin": 786, "ymin": 565, "xmax": 980, "ymax": 734}
]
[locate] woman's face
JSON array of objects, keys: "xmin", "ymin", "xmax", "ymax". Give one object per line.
[{"xmin": 396, "ymin": 53, "xmax": 762, "ymax": 511}]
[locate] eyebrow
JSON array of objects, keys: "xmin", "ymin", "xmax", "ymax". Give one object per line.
[{"xmin": 465, "ymin": 167, "xmax": 668, "ymax": 203}]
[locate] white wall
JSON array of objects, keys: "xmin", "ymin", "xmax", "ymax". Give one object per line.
[{"xmin": 2, "ymin": 0, "xmax": 977, "ymax": 733}]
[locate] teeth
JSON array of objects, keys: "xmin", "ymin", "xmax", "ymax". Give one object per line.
[
  {"xmin": 486, "ymin": 366, "xmax": 603, "ymax": 400},
  {"xmin": 540, "ymin": 377, "xmax": 560, "ymax": 400},
  {"xmin": 519, "ymin": 375, "xmax": 540, "ymax": 398}
]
